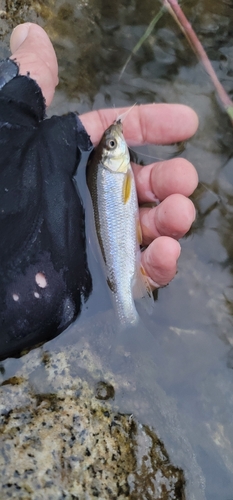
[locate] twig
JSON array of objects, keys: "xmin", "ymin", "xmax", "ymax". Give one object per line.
[{"xmin": 162, "ymin": 0, "xmax": 233, "ymax": 123}]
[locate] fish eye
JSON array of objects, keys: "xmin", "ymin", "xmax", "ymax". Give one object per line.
[{"xmin": 107, "ymin": 138, "xmax": 117, "ymax": 149}]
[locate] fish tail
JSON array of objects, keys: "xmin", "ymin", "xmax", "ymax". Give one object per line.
[{"xmin": 114, "ymin": 295, "xmax": 140, "ymax": 331}]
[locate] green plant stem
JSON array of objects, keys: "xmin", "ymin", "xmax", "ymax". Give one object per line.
[{"xmin": 119, "ymin": 7, "xmax": 165, "ymax": 80}]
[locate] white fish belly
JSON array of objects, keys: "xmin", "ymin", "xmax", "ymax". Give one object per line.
[{"xmin": 96, "ymin": 166, "xmax": 139, "ymax": 327}]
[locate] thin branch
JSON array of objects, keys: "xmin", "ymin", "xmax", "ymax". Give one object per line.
[{"xmin": 162, "ymin": 0, "xmax": 233, "ymax": 123}]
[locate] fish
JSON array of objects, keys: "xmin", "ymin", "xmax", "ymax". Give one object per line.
[{"xmin": 86, "ymin": 119, "xmax": 153, "ymax": 329}]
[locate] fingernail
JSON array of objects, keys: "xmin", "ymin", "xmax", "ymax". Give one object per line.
[
  {"xmin": 175, "ymin": 241, "xmax": 181, "ymax": 259},
  {"xmin": 10, "ymin": 23, "xmax": 31, "ymax": 53},
  {"xmin": 192, "ymin": 205, "xmax": 196, "ymax": 222},
  {"xmin": 144, "ymin": 190, "xmax": 160, "ymax": 203},
  {"xmin": 140, "ymin": 211, "xmax": 151, "ymax": 233},
  {"xmin": 147, "ymin": 276, "xmax": 160, "ymax": 289}
]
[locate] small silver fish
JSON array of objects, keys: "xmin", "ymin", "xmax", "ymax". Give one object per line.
[{"xmin": 86, "ymin": 120, "xmax": 152, "ymax": 328}]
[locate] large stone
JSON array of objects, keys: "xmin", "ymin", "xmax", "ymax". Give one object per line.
[{"xmin": 0, "ymin": 344, "xmax": 185, "ymax": 499}]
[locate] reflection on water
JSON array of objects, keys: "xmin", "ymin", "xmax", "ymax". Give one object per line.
[{"xmin": 1, "ymin": 0, "xmax": 233, "ymax": 499}]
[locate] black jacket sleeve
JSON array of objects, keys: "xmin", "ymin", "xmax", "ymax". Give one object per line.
[{"xmin": 0, "ymin": 60, "xmax": 93, "ymax": 360}]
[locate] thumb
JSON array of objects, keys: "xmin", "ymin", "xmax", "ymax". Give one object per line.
[{"xmin": 10, "ymin": 23, "xmax": 58, "ymax": 106}]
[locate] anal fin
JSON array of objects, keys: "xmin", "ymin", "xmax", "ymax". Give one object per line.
[{"xmin": 132, "ymin": 260, "xmax": 154, "ymax": 315}]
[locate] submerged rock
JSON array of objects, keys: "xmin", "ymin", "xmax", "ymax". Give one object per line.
[{"xmin": 0, "ymin": 343, "xmax": 185, "ymax": 499}]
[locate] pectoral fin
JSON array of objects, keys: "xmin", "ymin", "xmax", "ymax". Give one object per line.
[
  {"xmin": 136, "ymin": 219, "xmax": 143, "ymax": 245},
  {"xmin": 122, "ymin": 170, "xmax": 132, "ymax": 204}
]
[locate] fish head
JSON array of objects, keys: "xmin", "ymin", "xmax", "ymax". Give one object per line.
[{"xmin": 100, "ymin": 120, "xmax": 130, "ymax": 173}]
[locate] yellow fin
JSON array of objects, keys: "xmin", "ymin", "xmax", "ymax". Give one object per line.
[
  {"xmin": 137, "ymin": 219, "xmax": 143, "ymax": 245},
  {"xmin": 122, "ymin": 170, "xmax": 132, "ymax": 204},
  {"xmin": 140, "ymin": 265, "xmax": 154, "ymax": 301},
  {"xmin": 132, "ymin": 263, "xmax": 154, "ymax": 315}
]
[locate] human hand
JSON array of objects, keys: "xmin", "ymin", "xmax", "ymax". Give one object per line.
[{"xmin": 10, "ymin": 23, "xmax": 198, "ymax": 288}]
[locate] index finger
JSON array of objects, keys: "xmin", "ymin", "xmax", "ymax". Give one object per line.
[{"xmin": 80, "ymin": 103, "xmax": 199, "ymax": 146}]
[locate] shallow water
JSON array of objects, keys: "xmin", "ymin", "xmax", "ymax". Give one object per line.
[{"xmin": 1, "ymin": 0, "xmax": 233, "ymax": 498}]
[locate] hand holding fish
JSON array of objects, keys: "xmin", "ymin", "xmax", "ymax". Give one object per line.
[
  {"xmin": 82, "ymin": 105, "xmax": 198, "ymax": 288},
  {"xmin": 10, "ymin": 23, "xmax": 198, "ymax": 289}
]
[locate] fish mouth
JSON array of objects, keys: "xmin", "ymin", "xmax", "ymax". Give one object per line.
[{"xmin": 113, "ymin": 118, "xmax": 123, "ymax": 133}]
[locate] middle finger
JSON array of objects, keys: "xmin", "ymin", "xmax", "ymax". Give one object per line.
[
  {"xmin": 140, "ymin": 194, "xmax": 196, "ymax": 245},
  {"xmin": 133, "ymin": 157, "xmax": 198, "ymax": 204}
]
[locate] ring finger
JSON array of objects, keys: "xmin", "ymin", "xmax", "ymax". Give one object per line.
[{"xmin": 133, "ymin": 157, "xmax": 198, "ymax": 203}]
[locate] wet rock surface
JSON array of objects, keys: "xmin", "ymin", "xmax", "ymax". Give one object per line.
[{"xmin": 0, "ymin": 345, "xmax": 185, "ymax": 499}]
